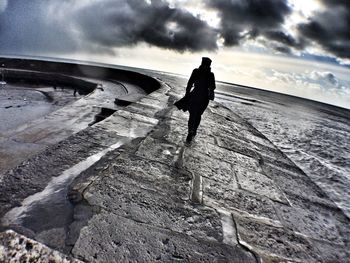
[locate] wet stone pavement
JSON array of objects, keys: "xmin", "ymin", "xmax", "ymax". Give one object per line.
[{"xmin": 1, "ymin": 71, "xmax": 350, "ymax": 262}]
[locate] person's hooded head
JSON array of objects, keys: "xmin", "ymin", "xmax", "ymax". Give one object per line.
[{"xmin": 200, "ymin": 57, "xmax": 212, "ymax": 70}]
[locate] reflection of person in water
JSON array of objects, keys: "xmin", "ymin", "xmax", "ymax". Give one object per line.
[{"xmin": 175, "ymin": 57, "xmax": 216, "ymax": 142}]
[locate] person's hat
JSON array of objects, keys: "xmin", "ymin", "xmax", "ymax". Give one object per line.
[{"xmin": 201, "ymin": 57, "xmax": 212, "ymax": 67}]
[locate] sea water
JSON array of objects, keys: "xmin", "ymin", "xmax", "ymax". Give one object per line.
[{"xmin": 216, "ymin": 83, "xmax": 350, "ymax": 218}]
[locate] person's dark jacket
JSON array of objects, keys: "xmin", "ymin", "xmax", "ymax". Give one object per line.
[{"xmin": 175, "ymin": 66, "xmax": 215, "ymax": 112}]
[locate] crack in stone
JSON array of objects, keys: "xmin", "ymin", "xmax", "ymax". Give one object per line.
[{"xmin": 231, "ymin": 214, "xmax": 261, "ymax": 263}]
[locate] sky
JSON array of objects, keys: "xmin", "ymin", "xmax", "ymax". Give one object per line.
[{"xmin": 0, "ymin": 0, "xmax": 350, "ymax": 108}]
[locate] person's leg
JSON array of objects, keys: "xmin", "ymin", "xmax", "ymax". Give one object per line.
[
  {"xmin": 193, "ymin": 114, "xmax": 201, "ymax": 134},
  {"xmin": 187, "ymin": 111, "xmax": 196, "ymax": 142},
  {"xmin": 193, "ymin": 102, "xmax": 208, "ymax": 134},
  {"xmin": 186, "ymin": 101, "xmax": 208, "ymax": 142},
  {"xmin": 188, "ymin": 111, "xmax": 196, "ymax": 134}
]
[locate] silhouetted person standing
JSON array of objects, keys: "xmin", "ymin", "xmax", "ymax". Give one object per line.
[{"xmin": 175, "ymin": 57, "xmax": 216, "ymax": 143}]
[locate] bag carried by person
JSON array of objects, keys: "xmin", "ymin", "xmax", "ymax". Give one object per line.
[{"xmin": 174, "ymin": 95, "xmax": 189, "ymax": 112}]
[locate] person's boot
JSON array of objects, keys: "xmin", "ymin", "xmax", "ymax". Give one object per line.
[
  {"xmin": 186, "ymin": 133, "xmax": 193, "ymax": 143},
  {"xmin": 186, "ymin": 130, "xmax": 196, "ymax": 143}
]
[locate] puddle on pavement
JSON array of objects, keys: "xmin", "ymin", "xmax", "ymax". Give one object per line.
[
  {"xmin": 0, "ymin": 84, "xmax": 82, "ymax": 133},
  {"xmin": 1, "ymin": 140, "xmax": 127, "ymax": 233}
]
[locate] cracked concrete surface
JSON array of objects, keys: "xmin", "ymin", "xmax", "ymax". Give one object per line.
[{"xmin": 0, "ymin": 62, "xmax": 349, "ymax": 262}]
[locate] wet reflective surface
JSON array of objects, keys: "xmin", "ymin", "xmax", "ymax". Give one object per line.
[
  {"xmin": 2, "ymin": 140, "xmax": 126, "ymax": 233},
  {"xmin": 0, "ymin": 84, "xmax": 80, "ymax": 132}
]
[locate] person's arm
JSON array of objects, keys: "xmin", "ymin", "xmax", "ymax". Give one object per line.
[
  {"xmin": 210, "ymin": 73, "xmax": 216, "ymax": 91},
  {"xmin": 186, "ymin": 69, "xmax": 197, "ymax": 95}
]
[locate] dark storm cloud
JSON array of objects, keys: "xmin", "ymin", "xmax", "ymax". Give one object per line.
[
  {"xmin": 263, "ymin": 31, "xmax": 305, "ymax": 49},
  {"xmin": 298, "ymin": 0, "xmax": 350, "ymax": 59},
  {"xmin": 0, "ymin": 0, "xmax": 217, "ymax": 55},
  {"xmin": 320, "ymin": 0, "xmax": 350, "ymax": 8},
  {"xmin": 74, "ymin": 0, "xmax": 217, "ymax": 52},
  {"xmin": 1, "ymin": 0, "xmax": 349, "ymax": 62},
  {"xmin": 205, "ymin": 0, "xmax": 296, "ymax": 49}
]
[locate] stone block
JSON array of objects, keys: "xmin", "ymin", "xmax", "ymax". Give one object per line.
[
  {"xmin": 136, "ymin": 136, "xmax": 180, "ymax": 166},
  {"xmin": 183, "ymin": 150, "xmax": 237, "ymax": 185},
  {"xmin": 152, "ymin": 118, "xmax": 188, "ymax": 145},
  {"xmin": 234, "ymin": 215, "xmax": 323, "ymax": 262},
  {"xmin": 86, "ymin": 180, "xmax": 222, "ymax": 243},
  {"xmin": 137, "ymin": 95, "xmax": 168, "ymax": 109},
  {"xmin": 103, "ymin": 153, "xmax": 191, "ymax": 199},
  {"xmin": 265, "ymin": 164, "xmax": 329, "ymax": 202},
  {"xmin": 230, "ymin": 152, "xmax": 262, "ymax": 172},
  {"xmin": 275, "ymin": 204, "xmax": 344, "ymax": 244},
  {"xmin": 207, "ymin": 120, "xmax": 242, "ymax": 139},
  {"xmin": 259, "ymin": 150, "xmax": 298, "ymax": 169},
  {"xmin": 121, "ymin": 101, "xmax": 162, "ymax": 119},
  {"xmin": 95, "ymin": 110, "xmax": 158, "ymax": 138},
  {"xmin": 275, "ymin": 197, "xmax": 350, "ymax": 245},
  {"xmin": 311, "ymin": 239, "xmax": 350, "ymax": 263},
  {"xmin": 216, "ymin": 135, "xmax": 260, "ymax": 160},
  {"xmin": 72, "ymin": 213, "xmax": 255, "ymax": 263},
  {"xmin": 236, "ymin": 170, "xmax": 288, "ymax": 203},
  {"xmin": 77, "ymin": 152, "xmax": 228, "ymax": 243},
  {"xmin": 203, "ymin": 179, "xmax": 280, "ymax": 222},
  {"xmin": 207, "ymin": 104, "xmax": 247, "ymax": 126},
  {"xmin": 73, "ymin": 126, "xmax": 127, "ymax": 147},
  {"xmin": 263, "ymin": 162, "xmax": 305, "ymax": 178},
  {"xmin": 190, "ymin": 139, "xmax": 260, "ymax": 173}
]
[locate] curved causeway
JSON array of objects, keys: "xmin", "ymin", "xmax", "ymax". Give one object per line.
[{"xmin": 0, "ymin": 57, "xmax": 349, "ymax": 263}]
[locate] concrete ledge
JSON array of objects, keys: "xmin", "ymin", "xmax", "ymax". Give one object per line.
[
  {"xmin": 0, "ymin": 57, "xmax": 160, "ymax": 94},
  {"xmin": 3, "ymin": 69, "xmax": 96, "ymax": 94}
]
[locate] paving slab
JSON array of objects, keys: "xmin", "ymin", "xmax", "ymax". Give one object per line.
[
  {"xmin": 189, "ymin": 138, "xmax": 261, "ymax": 173},
  {"xmin": 159, "ymin": 116, "xmax": 217, "ymax": 147},
  {"xmin": 263, "ymin": 162, "xmax": 306, "ymax": 178},
  {"xmin": 85, "ymin": 153, "xmax": 191, "ymax": 204},
  {"xmin": 233, "ymin": 214, "xmax": 323, "ymax": 263},
  {"xmin": 135, "ymin": 136, "xmax": 181, "ymax": 166},
  {"xmin": 236, "ymin": 169, "xmax": 288, "ymax": 204},
  {"xmin": 216, "ymin": 134, "xmax": 261, "ymax": 160},
  {"xmin": 184, "ymin": 149, "xmax": 236, "ymax": 185},
  {"xmin": 72, "ymin": 126, "xmax": 127, "ymax": 147},
  {"xmin": 207, "ymin": 104, "xmax": 264, "ymax": 138},
  {"xmin": 263, "ymin": 162, "xmax": 330, "ymax": 202},
  {"xmin": 203, "ymin": 179, "xmax": 280, "ymax": 223},
  {"xmin": 94, "ymin": 110, "xmax": 158, "ymax": 138},
  {"xmin": 311, "ymin": 239, "xmax": 350, "ymax": 263},
  {"xmin": 275, "ymin": 203, "xmax": 344, "ymax": 244},
  {"xmin": 84, "ymin": 174, "xmax": 222, "ymax": 243},
  {"xmin": 72, "ymin": 213, "xmax": 255, "ymax": 263},
  {"xmin": 123, "ymin": 100, "xmax": 163, "ymax": 119}
]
